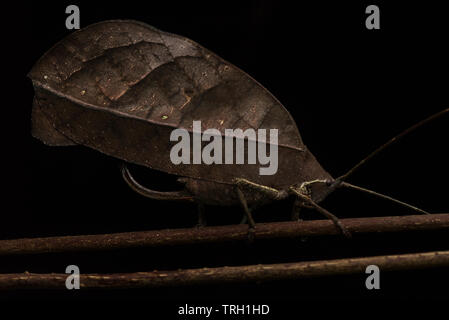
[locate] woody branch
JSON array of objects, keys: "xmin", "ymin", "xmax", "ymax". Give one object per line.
[
  {"xmin": 0, "ymin": 213, "xmax": 448, "ymax": 255},
  {"xmin": 0, "ymin": 250, "xmax": 448, "ymax": 289}
]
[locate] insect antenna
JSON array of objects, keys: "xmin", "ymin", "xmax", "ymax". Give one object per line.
[
  {"xmin": 337, "ymin": 108, "xmax": 448, "ymax": 181},
  {"xmin": 338, "ymin": 181, "xmax": 429, "ymax": 214},
  {"xmin": 330, "ymin": 108, "xmax": 448, "ymax": 214}
]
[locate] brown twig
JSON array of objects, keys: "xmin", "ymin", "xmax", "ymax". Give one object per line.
[
  {"xmin": 0, "ymin": 250, "xmax": 448, "ymax": 289},
  {"xmin": 0, "ymin": 214, "xmax": 448, "ymax": 256}
]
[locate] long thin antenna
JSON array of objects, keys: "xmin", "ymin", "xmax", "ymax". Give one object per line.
[
  {"xmin": 339, "ymin": 181, "xmax": 430, "ymax": 215},
  {"xmin": 338, "ymin": 108, "xmax": 448, "ymax": 181}
]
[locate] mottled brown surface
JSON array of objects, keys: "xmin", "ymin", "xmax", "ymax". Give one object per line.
[{"xmin": 28, "ymin": 20, "xmax": 331, "ymax": 195}]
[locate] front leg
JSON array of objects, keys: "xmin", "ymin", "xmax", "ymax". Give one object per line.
[{"xmin": 290, "ymin": 187, "xmax": 352, "ymax": 238}]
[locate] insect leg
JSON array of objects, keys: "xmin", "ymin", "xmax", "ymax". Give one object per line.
[
  {"xmin": 240, "ymin": 202, "xmax": 263, "ymax": 224},
  {"xmin": 291, "ymin": 198, "xmax": 304, "ymax": 221},
  {"xmin": 235, "ymin": 186, "xmax": 256, "ymax": 241},
  {"xmin": 233, "ymin": 178, "xmax": 288, "ymax": 241},
  {"xmin": 291, "ymin": 199, "xmax": 310, "ymax": 242},
  {"xmin": 290, "ymin": 188, "xmax": 352, "ymax": 238},
  {"xmin": 234, "ymin": 178, "xmax": 288, "ymax": 200}
]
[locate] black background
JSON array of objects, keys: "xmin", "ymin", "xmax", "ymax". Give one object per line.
[{"xmin": 1, "ymin": 0, "xmax": 448, "ymax": 312}]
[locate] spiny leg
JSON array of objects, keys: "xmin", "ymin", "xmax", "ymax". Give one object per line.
[
  {"xmin": 305, "ymin": 200, "xmax": 351, "ymax": 238},
  {"xmin": 290, "ymin": 187, "xmax": 352, "ymax": 238}
]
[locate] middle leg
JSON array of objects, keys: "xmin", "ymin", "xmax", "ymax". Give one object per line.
[{"xmin": 234, "ymin": 178, "xmax": 288, "ymax": 241}]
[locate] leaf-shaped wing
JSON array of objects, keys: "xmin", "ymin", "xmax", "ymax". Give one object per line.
[{"xmin": 29, "ymin": 20, "xmax": 330, "ymax": 188}]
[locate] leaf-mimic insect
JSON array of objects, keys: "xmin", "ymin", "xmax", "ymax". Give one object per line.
[{"xmin": 28, "ymin": 20, "xmax": 447, "ymax": 238}]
